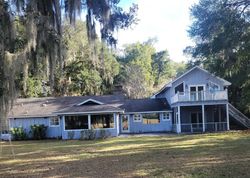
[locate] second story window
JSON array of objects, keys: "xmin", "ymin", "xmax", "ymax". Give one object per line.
[
  {"xmin": 175, "ymin": 82, "xmax": 184, "ymax": 94},
  {"xmin": 209, "ymin": 82, "xmax": 219, "ymax": 91}
]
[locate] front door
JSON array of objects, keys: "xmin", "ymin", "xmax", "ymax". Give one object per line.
[
  {"xmin": 190, "ymin": 86, "xmax": 205, "ymax": 101},
  {"xmin": 121, "ymin": 115, "xmax": 130, "ymax": 133}
]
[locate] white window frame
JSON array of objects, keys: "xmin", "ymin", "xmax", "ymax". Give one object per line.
[
  {"xmin": 162, "ymin": 113, "xmax": 171, "ymax": 121},
  {"xmin": 63, "ymin": 115, "xmax": 90, "ymax": 131},
  {"xmin": 189, "ymin": 85, "xmax": 206, "ymax": 101},
  {"xmin": 209, "ymin": 81, "xmax": 220, "ymax": 91},
  {"xmin": 49, "ymin": 117, "xmax": 60, "ymax": 127},
  {"xmin": 63, "ymin": 114, "xmax": 116, "ymax": 131},
  {"xmin": 133, "ymin": 114, "xmax": 142, "ymax": 122},
  {"xmin": 174, "ymin": 81, "xmax": 185, "ymax": 95},
  {"xmin": 142, "ymin": 113, "xmax": 160, "ymax": 125},
  {"xmin": 90, "ymin": 113, "xmax": 115, "ymax": 130}
]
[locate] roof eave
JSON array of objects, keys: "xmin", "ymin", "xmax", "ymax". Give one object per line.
[
  {"xmin": 124, "ymin": 110, "xmax": 172, "ymax": 114},
  {"xmin": 8, "ymin": 114, "xmax": 58, "ymax": 119},
  {"xmin": 54, "ymin": 110, "xmax": 125, "ymax": 115}
]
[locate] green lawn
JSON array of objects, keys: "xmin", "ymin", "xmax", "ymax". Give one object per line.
[{"xmin": 1, "ymin": 131, "xmax": 250, "ymax": 178}]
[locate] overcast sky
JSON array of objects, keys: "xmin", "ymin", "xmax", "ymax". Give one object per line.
[{"xmin": 117, "ymin": 0, "xmax": 198, "ymax": 62}]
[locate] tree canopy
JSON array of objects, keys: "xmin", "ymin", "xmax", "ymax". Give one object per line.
[
  {"xmin": 0, "ymin": 0, "xmax": 138, "ymax": 130},
  {"xmin": 0, "ymin": 0, "xmax": 186, "ymax": 131},
  {"xmin": 63, "ymin": 21, "xmax": 120, "ymax": 96},
  {"xmin": 116, "ymin": 41, "xmax": 183, "ymax": 98},
  {"xmin": 186, "ymin": 0, "xmax": 250, "ymax": 115}
]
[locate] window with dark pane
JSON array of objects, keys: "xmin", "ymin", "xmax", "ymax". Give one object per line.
[{"xmin": 175, "ymin": 83, "xmax": 184, "ymax": 94}]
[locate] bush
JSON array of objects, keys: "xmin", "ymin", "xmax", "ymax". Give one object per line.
[
  {"xmin": 11, "ymin": 127, "xmax": 27, "ymax": 140},
  {"xmin": 30, "ymin": 124, "xmax": 47, "ymax": 140},
  {"xmin": 68, "ymin": 131, "xmax": 75, "ymax": 139},
  {"xmin": 99, "ymin": 129, "xmax": 110, "ymax": 139},
  {"xmin": 88, "ymin": 129, "xmax": 96, "ymax": 140},
  {"xmin": 80, "ymin": 129, "xmax": 96, "ymax": 140},
  {"xmin": 80, "ymin": 130, "xmax": 87, "ymax": 140}
]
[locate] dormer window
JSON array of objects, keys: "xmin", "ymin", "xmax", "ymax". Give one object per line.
[{"xmin": 77, "ymin": 99, "xmax": 104, "ymax": 106}]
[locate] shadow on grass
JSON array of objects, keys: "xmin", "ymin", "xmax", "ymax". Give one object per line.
[{"xmin": 1, "ymin": 132, "xmax": 250, "ymax": 177}]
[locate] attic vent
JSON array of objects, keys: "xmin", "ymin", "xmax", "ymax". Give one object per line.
[{"xmin": 82, "ymin": 101, "xmax": 100, "ymax": 105}]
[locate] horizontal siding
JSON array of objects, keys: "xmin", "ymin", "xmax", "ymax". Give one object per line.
[
  {"xmin": 9, "ymin": 117, "xmax": 61, "ymax": 138},
  {"xmin": 120, "ymin": 113, "xmax": 172, "ymax": 133},
  {"xmin": 171, "ymin": 68, "xmax": 225, "ymax": 98}
]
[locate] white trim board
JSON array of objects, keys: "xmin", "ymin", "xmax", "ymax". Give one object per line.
[
  {"xmin": 124, "ymin": 111, "xmax": 172, "ymax": 114},
  {"xmin": 172, "ymin": 102, "xmax": 228, "ymax": 107},
  {"xmin": 9, "ymin": 115, "xmax": 57, "ymax": 119},
  {"xmin": 55, "ymin": 110, "xmax": 124, "ymax": 115}
]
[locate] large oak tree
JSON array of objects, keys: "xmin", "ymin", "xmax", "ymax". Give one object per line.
[{"xmin": 0, "ymin": 0, "xmax": 137, "ymax": 131}]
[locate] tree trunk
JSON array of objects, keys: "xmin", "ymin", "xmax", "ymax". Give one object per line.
[
  {"xmin": 23, "ymin": 59, "xmax": 29, "ymax": 96},
  {"xmin": 49, "ymin": 52, "xmax": 55, "ymax": 95}
]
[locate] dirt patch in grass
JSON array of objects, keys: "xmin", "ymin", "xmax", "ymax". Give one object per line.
[{"xmin": 1, "ymin": 131, "xmax": 250, "ymax": 177}]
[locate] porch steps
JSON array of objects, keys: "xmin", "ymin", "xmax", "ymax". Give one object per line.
[{"xmin": 229, "ymin": 103, "xmax": 250, "ymax": 129}]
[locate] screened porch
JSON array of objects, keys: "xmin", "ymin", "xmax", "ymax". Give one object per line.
[{"xmin": 173, "ymin": 104, "xmax": 229, "ymax": 133}]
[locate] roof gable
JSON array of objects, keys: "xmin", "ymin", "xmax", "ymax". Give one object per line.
[
  {"xmin": 76, "ymin": 99, "xmax": 104, "ymax": 106},
  {"xmin": 172, "ymin": 66, "xmax": 231, "ymax": 86},
  {"xmin": 152, "ymin": 66, "xmax": 231, "ymax": 97}
]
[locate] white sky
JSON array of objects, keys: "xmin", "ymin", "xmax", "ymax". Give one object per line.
[{"xmin": 117, "ymin": 0, "xmax": 198, "ymax": 62}]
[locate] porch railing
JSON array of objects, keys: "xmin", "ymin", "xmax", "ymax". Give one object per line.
[
  {"xmin": 173, "ymin": 122, "xmax": 227, "ymax": 133},
  {"xmin": 171, "ymin": 90, "xmax": 228, "ymax": 104}
]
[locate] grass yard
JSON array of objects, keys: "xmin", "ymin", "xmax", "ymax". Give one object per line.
[{"xmin": 1, "ymin": 131, "xmax": 250, "ymax": 178}]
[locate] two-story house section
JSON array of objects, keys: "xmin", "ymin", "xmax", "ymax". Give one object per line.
[{"xmin": 152, "ymin": 66, "xmax": 250, "ymax": 133}]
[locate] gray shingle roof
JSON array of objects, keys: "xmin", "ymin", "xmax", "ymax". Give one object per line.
[
  {"xmin": 8, "ymin": 94, "xmax": 171, "ymax": 118},
  {"xmin": 120, "ymin": 98, "xmax": 170, "ymax": 113},
  {"xmin": 54, "ymin": 104, "xmax": 124, "ymax": 114}
]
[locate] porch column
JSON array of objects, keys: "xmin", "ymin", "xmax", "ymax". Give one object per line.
[
  {"xmin": 88, "ymin": 114, "xmax": 91, "ymax": 129},
  {"xmin": 226, "ymin": 103, "xmax": 230, "ymax": 130},
  {"xmin": 62, "ymin": 116, "xmax": 65, "ymax": 130},
  {"xmin": 202, "ymin": 104, "xmax": 205, "ymax": 132},
  {"xmin": 116, "ymin": 113, "xmax": 120, "ymax": 135},
  {"xmin": 177, "ymin": 106, "xmax": 181, "ymax": 133}
]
